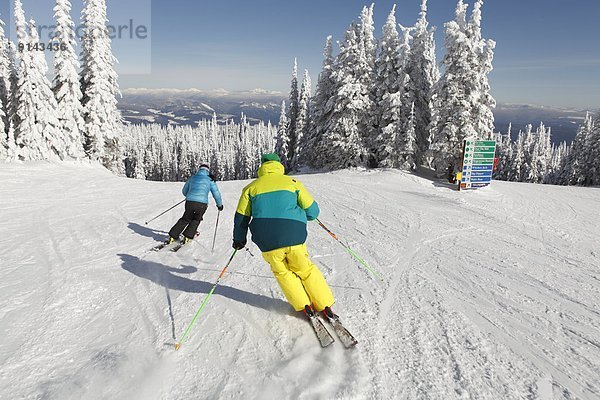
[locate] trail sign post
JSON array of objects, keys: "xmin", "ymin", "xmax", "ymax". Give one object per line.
[{"xmin": 459, "ymin": 139, "xmax": 497, "ymax": 190}]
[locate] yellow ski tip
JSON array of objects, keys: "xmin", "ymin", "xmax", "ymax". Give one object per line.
[{"xmin": 174, "ymin": 343, "xmax": 181, "ymax": 351}]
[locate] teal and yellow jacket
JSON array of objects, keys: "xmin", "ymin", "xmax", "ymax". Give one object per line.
[{"xmin": 233, "ymin": 161, "xmax": 320, "ymax": 252}]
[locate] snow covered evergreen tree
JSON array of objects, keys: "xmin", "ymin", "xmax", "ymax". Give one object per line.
[
  {"xmin": 0, "ymin": 116, "xmax": 6, "ymax": 160},
  {"xmin": 0, "ymin": 18, "xmax": 8, "ymax": 160},
  {"xmin": 492, "ymin": 125, "xmax": 512, "ymax": 181},
  {"xmin": 234, "ymin": 114, "xmax": 254, "ymax": 180},
  {"xmin": 285, "ymin": 59, "xmax": 299, "ymax": 170},
  {"xmin": 508, "ymin": 130, "xmax": 525, "ymax": 182},
  {"xmin": 406, "ymin": 0, "xmax": 439, "ymax": 167},
  {"xmin": 13, "ymin": 0, "xmax": 27, "ymax": 41},
  {"xmin": 397, "ymin": 102, "xmax": 418, "ymax": 170},
  {"xmin": 320, "ymin": 22, "xmax": 370, "ymax": 169},
  {"xmin": 490, "ymin": 121, "xmax": 591, "ymax": 187},
  {"xmin": 10, "ymin": 0, "xmax": 27, "ymax": 158},
  {"xmin": 275, "ymin": 100, "xmax": 289, "ymax": 168},
  {"xmin": 4, "ymin": 41, "xmax": 19, "ymax": 160},
  {"xmin": 357, "ymin": 4, "xmax": 378, "ymax": 165},
  {"xmin": 430, "ymin": 1, "xmax": 473, "ymax": 175},
  {"xmin": 520, "ymin": 124, "xmax": 537, "ymax": 182},
  {"xmin": 560, "ymin": 113, "xmax": 594, "ymax": 186},
  {"xmin": 358, "ymin": 4, "xmax": 377, "ymax": 64},
  {"xmin": 571, "ymin": 113, "xmax": 600, "ymax": 186},
  {"xmin": 53, "ymin": 0, "xmax": 84, "ymax": 159},
  {"xmin": 430, "ymin": 0, "xmax": 495, "ymax": 176},
  {"xmin": 520, "ymin": 123, "xmax": 550, "ymax": 183},
  {"xmin": 468, "ymin": 0, "xmax": 496, "ymax": 139},
  {"xmin": 320, "ymin": 5, "xmax": 378, "ymax": 170},
  {"xmin": 123, "ymin": 119, "xmax": 274, "ymax": 182},
  {"xmin": 0, "ymin": 17, "xmax": 10, "ymax": 133},
  {"xmin": 536, "ymin": 123, "xmax": 552, "ymax": 183},
  {"xmin": 589, "ymin": 114, "xmax": 600, "ymax": 186},
  {"xmin": 306, "ymin": 36, "xmax": 335, "ymax": 169},
  {"xmin": 545, "ymin": 141, "xmax": 568, "ymax": 184},
  {"xmin": 0, "ymin": 103, "xmax": 5, "ymax": 160},
  {"xmin": 373, "ymin": 5, "xmax": 402, "ymax": 168},
  {"xmin": 292, "ymin": 69, "xmax": 311, "ymax": 170},
  {"xmin": 81, "ymin": 0, "xmax": 123, "ymax": 173},
  {"xmin": 13, "ymin": 18, "xmax": 63, "ymax": 161}
]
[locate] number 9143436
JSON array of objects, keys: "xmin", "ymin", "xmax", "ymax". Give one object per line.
[{"xmin": 18, "ymin": 42, "xmax": 68, "ymax": 52}]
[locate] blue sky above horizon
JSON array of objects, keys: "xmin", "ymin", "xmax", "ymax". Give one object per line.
[{"xmin": 2, "ymin": 0, "xmax": 599, "ymax": 109}]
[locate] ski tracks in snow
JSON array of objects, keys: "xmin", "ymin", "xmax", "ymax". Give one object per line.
[
  {"xmin": 309, "ymin": 170, "xmax": 600, "ymax": 399},
  {"xmin": 3, "ymin": 165, "xmax": 600, "ymax": 399}
]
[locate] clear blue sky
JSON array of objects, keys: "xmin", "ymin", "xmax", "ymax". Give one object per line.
[{"xmin": 2, "ymin": 0, "xmax": 600, "ymax": 109}]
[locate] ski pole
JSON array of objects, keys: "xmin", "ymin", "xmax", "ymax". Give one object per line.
[
  {"xmin": 315, "ymin": 218, "xmax": 384, "ymax": 282},
  {"xmin": 175, "ymin": 249, "xmax": 238, "ymax": 350},
  {"xmin": 211, "ymin": 210, "xmax": 221, "ymax": 254},
  {"xmin": 145, "ymin": 199, "xmax": 185, "ymax": 225}
]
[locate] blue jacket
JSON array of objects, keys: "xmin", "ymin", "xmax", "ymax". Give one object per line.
[{"xmin": 183, "ymin": 169, "xmax": 223, "ymax": 206}]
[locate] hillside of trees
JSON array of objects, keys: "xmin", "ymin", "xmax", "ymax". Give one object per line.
[{"xmin": 0, "ymin": 0, "xmax": 598, "ymax": 187}]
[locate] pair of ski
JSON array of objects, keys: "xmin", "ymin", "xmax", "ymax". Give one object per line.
[
  {"xmin": 307, "ymin": 308, "xmax": 357, "ymax": 349},
  {"xmin": 151, "ymin": 240, "xmax": 187, "ymax": 253}
]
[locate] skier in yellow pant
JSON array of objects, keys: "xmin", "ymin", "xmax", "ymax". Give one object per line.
[
  {"xmin": 262, "ymin": 244, "xmax": 333, "ymax": 312},
  {"xmin": 232, "ymin": 153, "xmax": 335, "ymax": 317}
]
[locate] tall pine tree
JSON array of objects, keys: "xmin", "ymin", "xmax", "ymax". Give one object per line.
[
  {"xmin": 508, "ymin": 130, "xmax": 526, "ymax": 182},
  {"xmin": 53, "ymin": 0, "xmax": 84, "ymax": 159},
  {"xmin": 14, "ymin": 18, "xmax": 63, "ymax": 161},
  {"xmin": 0, "ymin": 17, "xmax": 9, "ymax": 160},
  {"xmin": 430, "ymin": 0, "xmax": 495, "ymax": 176},
  {"xmin": 81, "ymin": 0, "xmax": 123, "ymax": 173},
  {"xmin": 285, "ymin": 58, "xmax": 299, "ymax": 170},
  {"xmin": 406, "ymin": 0, "xmax": 439, "ymax": 167},
  {"xmin": 0, "ymin": 17, "xmax": 10, "ymax": 131},
  {"xmin": 358, "ymin": 4, "xmax": 378, "ymax": 166},
  {"xmin": 589, "ymin": 113, "xmax": 600, "ymax": 186},
  {"xmin": 320, "ymin": 23, "xmax": 370, "ymax": 169},
  {"xmin": 275, "ymin": 100, "xmax": 289, "ymax": 167},
  {"xmin": 398, "ymin": 102, "xmax": 418, "ymax": 170},
  {"xmin": 306, "ymin": 36, "xmax": 335, "ymax": 169},
  {"xmin": 292, "ymin": 70, "xmax": 311, "ymax": 170},
  {"xmin": 560, "ymin": 113, "xmax": 594, "ymax": 185},
  {"xmin": 373, "ymin": 5, "xmax": 402, "ymax": 168},
  {"xmin": 468, "ymin": 0, "xmax": 496, "ymax": 138}
]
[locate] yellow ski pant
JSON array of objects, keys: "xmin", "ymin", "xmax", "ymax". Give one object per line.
[{"xmin": 262, "ymin": 244, "xmax": 334, "ymax": 312}]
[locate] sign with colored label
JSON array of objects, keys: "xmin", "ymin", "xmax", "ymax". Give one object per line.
[{"xmin": 460, "ymin": 139, "xmax": 497, "ymax": 190}]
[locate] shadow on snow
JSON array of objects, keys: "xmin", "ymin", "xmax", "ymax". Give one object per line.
[
  {"xmin": 127, "ymin": 222, "xmax": 168, "ymax": 241},
  {"xmin": 118, "ymin": 253, "xmax": 291, "ymax": 315}
]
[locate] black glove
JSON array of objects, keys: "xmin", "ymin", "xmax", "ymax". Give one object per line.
[
  {"xmin": 217, "ymin": 204, "xmax": 224, "ymax": 211},
  {"xmin": 232, "ymin": 240, "xmax": 246, "ymax": 250}
]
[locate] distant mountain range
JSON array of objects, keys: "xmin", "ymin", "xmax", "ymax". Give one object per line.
[
  {"xmin": 493, "ymin": 103, "xmax": 593, "ymax": 144},
  {"xmin": 119, "ymin": 88, "xmax": 596, "ymax": 144},
  {"xmin": 119, "ymin": 88, "xmax": 283, "ymax": 126}
]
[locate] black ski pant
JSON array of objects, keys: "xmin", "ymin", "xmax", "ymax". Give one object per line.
[{"xmin": 169, "ymin": 201, "xmax": 208, "ymax": 239}]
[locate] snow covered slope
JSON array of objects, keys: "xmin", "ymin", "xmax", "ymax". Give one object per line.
[{"xmin": 1, "ymin": 162, "xmax": 599, "ymax": 400}]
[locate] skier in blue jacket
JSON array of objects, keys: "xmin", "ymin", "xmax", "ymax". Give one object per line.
[{"xmin": 167, "ymin": 164, "xmax": 223, "ymax": 245}]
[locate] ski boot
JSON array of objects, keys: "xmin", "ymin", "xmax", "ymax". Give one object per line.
[
  {"xmin": 322, "ymin": 306, "xmax": 338, "ymax": 321},
  {"xmin": 170, "ymin": 236, "xmax": 191, "ymax": 252},
  {"xmin": 153, "ymin": 236, "xmax": 177, "ymax": 251},
  {"xmin": 303, "ymin": 305, "xmax": 316, "ymax": 319}
]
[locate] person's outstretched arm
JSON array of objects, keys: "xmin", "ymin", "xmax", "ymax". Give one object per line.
[{"xmin": 233, "ymin": 185, "xmax": 252, "ymax": 247}]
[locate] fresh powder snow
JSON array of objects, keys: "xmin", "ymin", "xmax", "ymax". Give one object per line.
[{"xmin": 1, "ymin": 162, "xmax": 599, "ymax": 399}]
